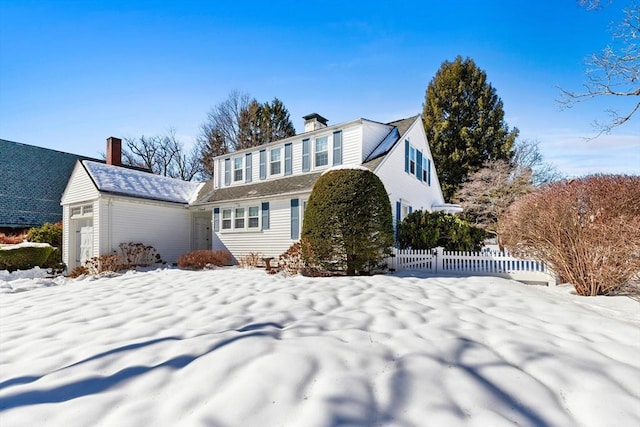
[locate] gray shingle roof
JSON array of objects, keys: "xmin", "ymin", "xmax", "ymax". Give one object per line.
[
  {"xmin": 195, "ymin": 172, "xmax": 323, "ymax": 204},
  {"xmin": 0, "ymin": 139, "xmax": 98, "ymax": 229}
]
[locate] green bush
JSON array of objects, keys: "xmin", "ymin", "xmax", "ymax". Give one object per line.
[
  {"xmin": 301, "ymin": 168, "xmax": 394, "ymax": 275},
  {"xmin": 27, "ymin": 222, "xmax": 63, "ymax": 270},
  {"xmin": 0, "ymin": 245, "xmax": 53, "ymax": 272},
  {"xmin": 398, "ymin": 210, "xmax": 485, "ymax": 252}
]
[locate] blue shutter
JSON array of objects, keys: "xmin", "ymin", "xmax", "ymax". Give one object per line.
[
  {"xmin": 284, "ymin": 143, "xmax": 293, "ymax": 175},
  {"xmin": 213, "ymin": 208, "xmax": 220, "ymax": 232},
  {"xmin": 259, "ymin": 150, "xmax": 266, "ymax": 180},
  {"xmin": 427, "ymin": 159, "xmax": 431, "ymax": 186},
  {"xmin": 302, "ymin": 138, "xmax": 310, "ymax": 172},
  {"xmin": 261, "ymin": 202, "xmax": 270, "ymax": 230},
  {"xmin": 408, "ymin": 206, "xmax": 413, "ymax": 214},
  {"xmin": 224, "ymin": 158, "xmax": 231, "ymax": 186},
  {"xmin": 404, "ymin": 140, "xmax": 409, "ymax": 173},
  {"xmin": 416, "ymin": 150, "xmax": 423, "ymax": 181},
  {"xmin": 291, "ymin": 199, "xmax": 299, "ymax": 240},
  {"xmin": 395, "ymin": 201, "xmax": 402, "ymax": 244},
  {"xmin": 333, "ymin": 131, "xmax": 343, "ymax": 166},
  {"xmin": 245, "ymin": 153, "xmax": 252, "ymax": 183}
]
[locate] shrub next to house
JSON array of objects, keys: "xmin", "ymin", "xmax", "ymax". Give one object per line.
[
  {"xmin": 26, "ymin": 222, "xmax": 63, "ymax": 270},
  {"xmin": 0, "ymin": 243, "xmax": 53, "ymax": 272},
  {"xmin": 498, "ymin": 174, "xmax": 640, "ymax": 296},
  {"xmin": 301, "ymin": 168, "xmax": 394, "ymax": 276},
  {"xmin": 398, "ymin": 210, "xmax": 485, "ymax": 252}
]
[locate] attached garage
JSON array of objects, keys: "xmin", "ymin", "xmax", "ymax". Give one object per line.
[{"xmin": 60, "ymin": 160, "xmax": 203, "ymax": 269}]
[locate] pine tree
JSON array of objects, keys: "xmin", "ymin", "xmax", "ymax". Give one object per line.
[{"xmin": 423, "ymin": 56, "xmax": 518, "ymax": 201}]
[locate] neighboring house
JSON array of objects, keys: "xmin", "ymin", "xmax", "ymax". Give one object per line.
[
  {"xmin": 0, "ymin": 139, "xmax": 98, "ymax": 233},
  {"xmin": 61, "ymin": 114, "xmax": 460, "ymax": 269}
]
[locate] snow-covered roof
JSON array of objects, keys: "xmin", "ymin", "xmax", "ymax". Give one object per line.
[{"xmin": 83, "ymin": 161, "xmax": 203, "ymax": 204}]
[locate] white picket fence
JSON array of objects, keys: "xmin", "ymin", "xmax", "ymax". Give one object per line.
[{"xmin": 389, "ymin": 247, "xmax": 556, "ymax": 286}]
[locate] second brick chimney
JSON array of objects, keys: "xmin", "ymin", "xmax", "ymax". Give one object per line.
[{"xmin": 106, "ymin": 136, "xmax": 122, "ymax": 166}]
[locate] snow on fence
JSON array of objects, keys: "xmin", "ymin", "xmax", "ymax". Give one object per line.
[{"xmin": 389, "ymin": 247, "xmax": 556, "ymax": 286}]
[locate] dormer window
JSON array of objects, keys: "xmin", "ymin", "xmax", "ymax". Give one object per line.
[
  {"xmin": 233, "ymin": 157, "xmax": 243, "ymax": 182},
  {"xmin": 270, "ymin": 148, "xmax": 282, "ymax": 175},
  {"xmin": 315, "ymin": 136, "xmax": 328, "ymax": 167}
]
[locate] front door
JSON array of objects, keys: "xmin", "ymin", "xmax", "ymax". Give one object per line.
[
  {"xmin": 193, "ymin": 213, "xmax": 212, "ymax": 250},
  {"xmin": 74, "ymin": 218, "xmax": 93, "ymax": 266}
]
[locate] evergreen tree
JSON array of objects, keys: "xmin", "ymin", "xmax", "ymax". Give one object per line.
[
  {"xmin": 198, "ymin": 92, "xmax": 296, "ymax": 178},
  {"xmin": 301, "ymin": 169, "xmax": 394, "ymax": 275},
  {"xmin": 398, "ymin": 210, "xmax": 485, "ymax": 252},
  {"xmin": 423, "ymin": 56, "xmax": 518, "ymax": 201}
]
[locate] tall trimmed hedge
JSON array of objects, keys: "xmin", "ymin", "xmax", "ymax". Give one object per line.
[
  {"xmin": 398, "ymin": 210, "xmax": 485, "ymax": 251},
  {"xmin": 301, "ymin": 168, "xmax": 394, "ymax": 275}
]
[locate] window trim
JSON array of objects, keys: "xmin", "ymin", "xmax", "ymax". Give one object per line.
[
  {"xmin": 219, "ymin": 205, "xmax": 263, "ymax": 232},
  {"xmin": 233, "ymin": 157, "xmax": 243, "ymax": 182},
  {"xmin": 315, "ymin": 136, "xmax": 329, "ymax": 168},
  {"xmin": 409, "ymin": 146, "xmax": 416, "ymax": 175},
  {"xmin": 222, "ymin": 208, "xmax": 232, "ymax": 230},
  {"xmin": 302, "ymin": 138, "xmax": 310, "ymax": 172},
  {"xmin": 70, "ymin": 204, "xmax": 93, "ymax": 218},
  {"xmin": 270, "ymin": 147, "xmax": 282, "ymax": 176},
  {"xmin": 332, "ymin": 130, "xmax": 343, "ymax": 166}
]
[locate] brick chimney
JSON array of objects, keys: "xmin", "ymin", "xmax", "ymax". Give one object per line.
[
  {"xmin": 106, "ymin": 136, "xmax": 122, "ymax": 166},
  {"xmin": 303, "ymin": 113, "xmax": 328, "ymax": 132}
]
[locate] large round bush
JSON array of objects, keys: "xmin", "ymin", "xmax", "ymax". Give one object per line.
[
  {"xmin": 301, "ymin": 168, "xmax": 394, "ymax": 275},
  {"xmin": 498, "ymin": 175, "xmax": 640, "ymax": 296}
]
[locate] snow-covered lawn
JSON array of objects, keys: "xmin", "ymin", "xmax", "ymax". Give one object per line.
[{"xmin": 0, "ymin": 268, "xmax": 638, "ymax": 427}]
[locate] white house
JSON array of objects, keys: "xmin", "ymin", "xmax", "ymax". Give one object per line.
[{"xmin": 61, "ymin": 115, "xmax": 460, "ymax": 269}]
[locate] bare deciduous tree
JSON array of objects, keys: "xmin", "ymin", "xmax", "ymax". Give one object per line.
[
  {"xmin": 454, "ymin": 160, "xmax": 533, "ymax": 237},
  {"xmin": 560, "ymin": 1, "xmax": 640, "ymax": 135},
  {"xmin": 513, "ymin": 139, "xmax": 564, "ymax": 185},
  {"xmin": 123, "ymin": 129, "xmax": 202, "ymax": 181},
  {"xmin": 197, "ymin": 91, "xmax": 296, "ymax": 178},
  {"xmin": 454, "ymin": 139, "xmax": 561, "ymax": 236}
]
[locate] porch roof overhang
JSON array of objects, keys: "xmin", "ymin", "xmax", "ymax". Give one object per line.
[{"xmin": 431, "ymin": 203, "xmax": 464, "ymax": 214}]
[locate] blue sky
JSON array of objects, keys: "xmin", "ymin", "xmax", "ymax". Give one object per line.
[{"xmin": 1, "ymin": 0, "xmax": 638, "ymax": 177}]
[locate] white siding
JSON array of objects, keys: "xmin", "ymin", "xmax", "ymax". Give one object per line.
[
  {"xmin": 60, "ymin": 162, "xmax": 99, "ymax": 205},
  {"xmin": 341, "ymin": 126, "xmax": 362, "ymax": 166},
  {"xmin": 373, "ymin": 120, "xmax": 445, "ymax": 218},
  {"xmin": 62, "ymin": 205, "xmax": 70, "ymax": 267},
  {"xmin": 362, "ymin": 121, "xmax": 394, "ymax": 162},
  {"xmin": 61, "ymin": 163, "xmax": 100, "ymax": 268},
  {"xmin": 99, "ymin": 197, "xmax": 192, "ymax": 265},
  {"xmin": 211, "ymin": 195, "xmax": 308, "ymax": 261}
]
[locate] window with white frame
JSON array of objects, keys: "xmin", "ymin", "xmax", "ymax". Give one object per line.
[
  {"xmin": 422, "ymin": 157, "xmax": 428, "ymax": 182},
  {"xmin": 409, "ymin": 146, "xmax": 416, "ymax": 175},
  {"xmin": 219, "ymin": 205, "xmax": 261, "ymax": 231},
  {"xmin": 233, "ymin": 157, "xmax": 243, "ymax": 182},
  {"xmin": 234, "ymin": 208, "xmax": 245, "ymax": 228},
  {"xmin": 70, "ymin": 204, "xmax": 93, "ymax": 217},
  {"xmin": 248, "ymin": 206, "xmax": 259, "ymax": 228},
  {"xmin": 222, "ymin": 209, "xmax": 232, "ymax": 229},
  {"xmin": 270, "ymin": 148, "xmax": 281, "ymax": 175},
  {"xmin": 315, "ymin": 136, "xmax": 328, "ymax": 167}
]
